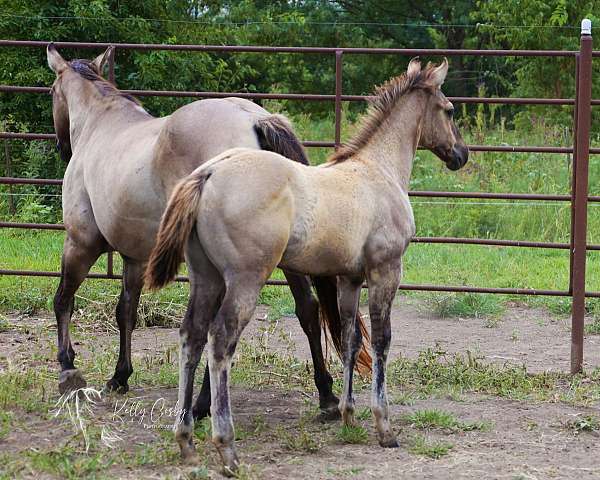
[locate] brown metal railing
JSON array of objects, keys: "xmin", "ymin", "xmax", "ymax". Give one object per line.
[{"xmin": 0, "ymin": 22, "xmax": 596, "ymax": 372}]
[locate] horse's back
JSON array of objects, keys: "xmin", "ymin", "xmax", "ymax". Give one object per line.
[
  {"xmin": 81, "ymin": 99, "xmax": 267, "ymax": 260},
  {"xmin": 154, "ymin": 98, "xmax": 265, "ymax": 187}
]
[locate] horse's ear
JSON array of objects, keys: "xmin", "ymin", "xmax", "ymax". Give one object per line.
[
  {"xmin": 91, "ymin": 46, "xmax": 114, "ymax": 76},
  {"xmin": 427, "ymin": 58, "xmax": 449, "ymax": 88},
  {"xmin": 407, "ymin": 57, "xmax": 421, "ymax": 76},
  {"xmin": 47, "ymin": 43, "xmax": 68, "ymax": 74}
]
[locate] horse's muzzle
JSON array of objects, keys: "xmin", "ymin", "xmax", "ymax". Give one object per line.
[{"xmin": 446, "ymin": 144, "xmax": 469, "ymax": 171}]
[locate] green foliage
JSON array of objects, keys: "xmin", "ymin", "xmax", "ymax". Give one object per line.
[{"xmin": 475, "ymin": 0, "xmax": 600, "ymax": 129}]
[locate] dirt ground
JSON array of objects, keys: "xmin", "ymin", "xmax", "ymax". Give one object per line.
[{"xmin": 2, "ymin": 297, "xmax": 600, "ymax": 479}]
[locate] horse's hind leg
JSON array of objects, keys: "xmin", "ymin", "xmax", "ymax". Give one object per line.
[
  {"xmin": 284, "ymin": 271, "xmax": 339, "ymax": 419},
  {"xmin": 175, "ymin": 245, "xmax": 224, "ymax": 463},
  {"xmin": 336, "ymin": 275, "xmax": 364, "ymax": 427},
  {"xmin": 54, "ymin": 236, "xmax": 103, "ymax": 394},
  {"xmin": 192, "ymin": 272, "xmax": 340, "ymax": 422},
  {"xmin": 106, "ymin": 257, "xmax": 144, "ymax": 393},
  {"xmin": 208, "ymin": 275, "xmax": 264, "ymax": 475},
  {"xmin": 192, "ymin": 364, "xmax": 212, "ymax": 421}
]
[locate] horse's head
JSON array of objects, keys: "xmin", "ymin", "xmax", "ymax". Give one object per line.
[
  {"xmin": 411, "ymin": 58, "xmax": 469, "ymax": 171},
  {"xmin": 46, "ymin": 44, "xmax": 113, "ymax": 162}
]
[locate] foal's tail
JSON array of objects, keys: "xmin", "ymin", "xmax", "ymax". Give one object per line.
[
  {"xmin": 312, "ymin": 277, "xmax": 372, "ymax": 377},
  {"xmin": 144, "ymin": 171, "xmax": 210, "ymax": 290},
  {"xmin": 254, "ymin": 114, "xmax": 309, "ymax": 166}
]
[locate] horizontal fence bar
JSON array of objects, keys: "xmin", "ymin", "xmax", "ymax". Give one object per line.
[
  {"xmin": 0, "ymin": 221, "xmax": 64, "ymax": 230},
  {"xmin": 2, "ymin": 133, "xmax": 598, "ymax": 154},
  {"xmin": 0, "ymin": 267, "xmax": 588, "ymax": 297},
  {"xmin": 7, "ymin": 178, "xmax": 600, "ymax": 202},
  {"xmin": 0, "ymin": 40, "xmax": 582, "ymax": 57},
  {"xmin": 4, "ymin": 220, "xmax": 600, "ymax": 251},
  {"xmin": 411, "ymin": 237, "xmax": 571, "ymax": 249},
  {"xmin": 3, "ymin": 85, "xmax": 600, "ymax": 106}
]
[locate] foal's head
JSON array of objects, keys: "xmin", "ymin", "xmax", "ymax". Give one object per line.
[
  {"xmin": 412, "ymin": 58, "xmax": 469, "ymax": 171},
  {"xmin": 46, "ymin": 44, "xmax": 114, "ymax": 162}
]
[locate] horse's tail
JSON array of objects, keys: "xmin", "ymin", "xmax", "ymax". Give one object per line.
[
  {"xmin": 312, "ymin": 276, "xmax": 372, "ymax": 376},
  {"xmin": 144, "ymin": 171, "xmax": 210, "ymax": 291},
  {"xmin": 254, "ymin": 114, "xmax": 309, "ymax": 166}
]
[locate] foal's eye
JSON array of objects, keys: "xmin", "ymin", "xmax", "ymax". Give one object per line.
[{"xmin": 446, "ymin": 108, "xmax": 454, "ymax": 118}]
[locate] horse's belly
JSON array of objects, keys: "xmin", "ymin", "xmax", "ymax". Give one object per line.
[
  {"xmin": 280, "ymin": 240, "xmax": 364, "ymax": 276},
  {"xmin": 90, "ymin": 184, "xmax": 164, "ymax": 261}
]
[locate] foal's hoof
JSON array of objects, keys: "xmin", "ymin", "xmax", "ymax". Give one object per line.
[
  {"xmin": 58, "ymin": 369, "xmax": 87, "ymax": 395},
  {"xmin": 378, "ymin": 435, "xmax": 400, "ymax": 448},
  {"xmin": 105, "ymin": 378, "xmax": 129, "ymax": 394},
  {"xmin": 217, "ymin": 447, "xmax": 240, "ymax": 478}
]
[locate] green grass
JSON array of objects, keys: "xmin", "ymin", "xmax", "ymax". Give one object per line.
[
  {"xmin": 402, "ymin": 408, "xmax": 491, "ymax": 432},
  {"xmin": 566, "ymin": 414, "xmax": 600, "ymax": 433},
  {"xmin": 26, "ymin": 447, "xmax": 115, "ymax": 480},
  {"xmin": 423, "ymin": 293, "xmax": 505, "ymax": 319},
  {"xmin": 388, "ymin": 348, "xmax": 600, "ymax": 405},
  {"xmin": 407, "ymin": 434, "xmax": 453, "ymax": 459},
  {"xmin": 336, "ymin": 424, "xmax": 369, "ymax": 444},
  {"xmin": 3, "ymin": 122, "xmax": 600, "ymax": 321}
]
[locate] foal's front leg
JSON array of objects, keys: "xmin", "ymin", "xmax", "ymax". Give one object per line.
[
  {"xmin": 337, "ymin": 276, "xmax": 364, "ymax": 426},
  {"xmin": 366, "ymin": 260, "xmax": 402, "ymax": 448}
]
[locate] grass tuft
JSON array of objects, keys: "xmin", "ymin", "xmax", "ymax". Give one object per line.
[
  {"xmin": 424, "ymin": 293, "xmax": 505, "ymax": 319},
  {"xmin": 407, "ymin": 434, "xmax": 453, "ymax": 459},
  {"xmin": 403, "ymin": 408, "xmax": 491, "ymax": 432},
  {"xmin": 566, "ymin": 414, "xmax": 600, "ymax": 433},
  {"xmin": 336, "ymin": 424, "xmax": 369, "ymax": 444}
]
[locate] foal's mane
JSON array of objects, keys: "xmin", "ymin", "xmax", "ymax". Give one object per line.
[
  {"xmin": 329, "ymin": 61, "xmax": 437, "ymax": 163},
  {"xmin": 68, "ymin": 59, "xmax": 142, "ymax": 105}
]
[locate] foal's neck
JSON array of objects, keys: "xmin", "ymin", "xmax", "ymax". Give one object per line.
[{"xmin": 358, "ymin": 93, "xmax": 424, "ymax": 191}]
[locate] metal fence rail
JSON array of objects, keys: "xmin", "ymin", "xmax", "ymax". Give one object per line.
[{"xmin": 0, "ymin": 22, "xmax": 596, "ymax": 372}]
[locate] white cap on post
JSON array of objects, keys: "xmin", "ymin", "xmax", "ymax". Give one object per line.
[{"xmin": 581, "ymin": 18, "xmax": 591, "ymax": 35}]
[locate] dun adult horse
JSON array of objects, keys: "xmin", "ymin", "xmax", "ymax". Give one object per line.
[
  {"xmin": 146, "ymin": 58, "xmax": 468, "ymax": 473},
  {"xmin": 46, "ymin": 44, "xmax": 370, "ymax": 419}
]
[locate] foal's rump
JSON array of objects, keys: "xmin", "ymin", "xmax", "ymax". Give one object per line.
[{"xmin": 145, "ymin": 148, "xmax": 373, "ymax": 375}]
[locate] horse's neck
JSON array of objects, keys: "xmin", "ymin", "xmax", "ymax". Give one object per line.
[
  {"xmin": 358, "ymin": 95, "xmax": 423, "ymax": 191},
  {"xmin": 65, "ymin": 81, "xmax": 147, "ymax": 150}
]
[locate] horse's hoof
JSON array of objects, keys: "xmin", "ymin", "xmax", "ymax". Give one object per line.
[
  {"xmin": 178, "ymin": 439, "xmax": 198, "ymax": 465},
  {"xmin": 105, "ymin": 378, "xmax": 129, "ymax": 394},
  {"xmin": 318, "ymin": 404, "xmax": 341, "ymax": 422},
  {"xmin": 181, "ymin": 451, "xmax": 200, "ymax": 466},
  {"xmin": 58, "ymin": 369, "xmax": 87, "ymax": 394},
  {"xmin": 379, "ymin": 435, "xmax": 399, "ymax": 448}
]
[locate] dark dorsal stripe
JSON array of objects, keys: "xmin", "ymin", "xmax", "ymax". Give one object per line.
[{"xmin": 68, "ymin": 60, "xmax": 141, "ymax": 105}]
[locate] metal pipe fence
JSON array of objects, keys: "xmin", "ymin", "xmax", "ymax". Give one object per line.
[{"xmin": 0, "ymin": 22, "xmax": 596, "ymax": 372}]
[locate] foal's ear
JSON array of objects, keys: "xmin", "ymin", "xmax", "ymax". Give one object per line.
[
  {"xmin": 427, "ymin": 58, "xmax": 449, "ymax": 88},
  {"xmin": 407, "ymin": 57, "xmax": 421, "ymax": 76},
  {"xmin": 47, "ymin": 43, "xmax": 68, "ymax": 74},
  {"xmin": 91, "ymin": 46, "xmax": 114, "ymax": 76}
]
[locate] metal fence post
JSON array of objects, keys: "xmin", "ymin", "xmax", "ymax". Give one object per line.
[
  {"xmin": 569, "ymin": 55, "xmax": 580, "ymax": 293},
  {"xmin": 334, "ymin": 50, "xmax": 343, "ymax": 149},
  {"xmin": 571, "ymin": 19, "xmax": 593, "ymax": 374},
  {"xmin": 106, "ymin": 46, "xmax": 116, "ymax": 277}
]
